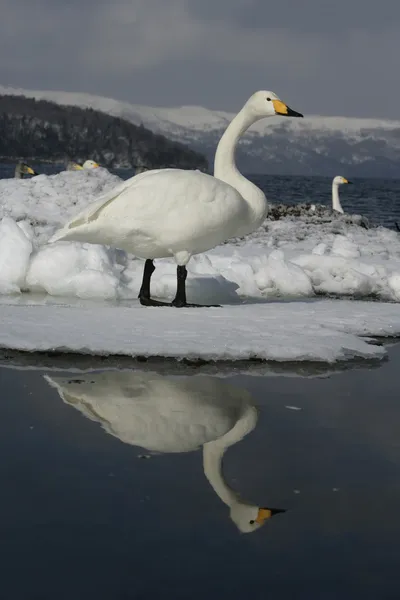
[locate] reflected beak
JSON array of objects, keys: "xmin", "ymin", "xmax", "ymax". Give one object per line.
[
  {"xmin": 272, "ymin": 99, "xmax": 303, "ymax": 118},
  {"xmin": 256, "ymin": 507, "xmax": 286, "ymax": 523},
  {"xmin": 75, "ymin": 164, "xmax": 84, "ymax": 170}
]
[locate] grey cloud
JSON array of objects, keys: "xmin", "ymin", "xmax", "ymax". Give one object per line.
[
  {"xmin": 189, "ymin": 0, "xmax": 400, "ymax": 33},
  {"xmin": 0, "ymin": 0, "xmax": 399, "ymax": 119}
]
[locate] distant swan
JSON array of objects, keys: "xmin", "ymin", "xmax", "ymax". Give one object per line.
[
  {"xmin": 49, "ymin": 91, "xmax": 303, "ymax": 308},
  {"xmin": 332, "ymin": 175, "xmax": 352, "ymax": 214},
  {"xmin": 14, "ymin": 162, "xmax": 37, "ymax": 179},
  {"xmin": 268, "ymin": 175, "xmax": 369, "ymax": 229},
  {"xmin": 67, "ymin": 160, "xmax": 100, "ymax": 171},
  {"xmin": 45, "ymin": 370, "xmax": 285, "ymax": 534}
]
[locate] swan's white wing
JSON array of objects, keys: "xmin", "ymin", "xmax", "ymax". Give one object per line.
[
  {"xmin": 49, "ymin": 169, "xmax": 247, "ymax": 256},
  {"xmin": 49, "ymin": 168, "xmax": 175, "ymax": 243}
]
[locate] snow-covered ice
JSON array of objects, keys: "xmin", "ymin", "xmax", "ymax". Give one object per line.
[{"xmin": 0, "ymin": 300, "xmax": 398, "ymax": 363}]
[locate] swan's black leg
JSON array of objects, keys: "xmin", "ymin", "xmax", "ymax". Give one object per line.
[
  {"xmin": 171, "ymin": 265, "xmax": 221, "ymax": 308},
  {"xmin": 138, "ymin": 260, "xmax": 221, "ymax": 308},
  {"xmin": 138, "ymin": 259, "xmax": 171, "ymax": 306},
  {"xmin": 171, "ymin": 265, "xmax": 188, "ymax": 306},
  {"xmin": 138, "ymin": 259, "xmax": 154, "ymax": 300}
]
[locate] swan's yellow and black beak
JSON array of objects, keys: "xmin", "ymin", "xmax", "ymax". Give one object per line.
[
  {"xmin": 256, "ymin": 507, "xmax": 286, "ymax": 524},
  {"xmin": 273, "ymin": 100, "xmax": 303, "ymax": 118},
  {"xmin": 74, "ymin": 163, "xmax": 84, "ymax": 170},
  {"xmin": 343, "ymin": 178, "xmax": 353, "ymax": 184},
  {"xmin": 22, "ymin": 165, "xmax": 37, "ymax": 175},
  {"xmin": 92, "ymin": 162, "xmax": 100, "ymax": 168}
]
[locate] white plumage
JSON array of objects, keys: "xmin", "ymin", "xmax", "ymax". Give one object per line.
[
  {"xmin": 332, "ymin": 175, "xmax": 352, "ymax": 214},
  {"xmin": 50, "ymin": 91, "xmax": 303, "ymax": 306},
  {"xmin": 52, "ymin": 170, "xmax": 248, "ymax": 260}
]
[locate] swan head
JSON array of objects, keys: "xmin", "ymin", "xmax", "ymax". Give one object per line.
[
  {"xmin": 333, "ymin": 176, "xmax": 352, "ymax": 185},
  {"xmin": 83, "ymin": 159, "xmax": 100, "ymax": 169},
  {"xmin": 230, "ymin": 503, "xmax": 286, "ymax": 534},
  {"xmin": 245, "ymin": 91, "xmax": 303, "ymax": 120},
  {"xmin": 16, "ymin": 162, "xmax": 37, "ymax": 176}
]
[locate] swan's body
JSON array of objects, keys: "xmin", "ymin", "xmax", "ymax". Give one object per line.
[
  {"xmin": 67, "ymin": 160, "xmax": 100, "ymax": 171},
  {"xmin": 50, "ymin": 91, "xmax": 302, "ymax": 307},
  {"xmin": 45, "ymin": 371, "xmax": 284, "ymax": 533},
  {"xmin": 53, "ymin": 169, "xmax": 257, "ymax": 258},
  {"xmin": 332, "ymin": 175, "xmax": 352, "ymax": 214},
  {"xmin": 14, "ymin": 162, "xmax": 37, "ymax": 179}
]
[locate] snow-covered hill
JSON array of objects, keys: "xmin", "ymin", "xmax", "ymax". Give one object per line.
[{"xmin": 2, "ymin": 85, "xmax": 400, "ymax": 176}]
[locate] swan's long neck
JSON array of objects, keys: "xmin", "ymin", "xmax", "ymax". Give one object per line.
[
  {"xmin": 332, "ymin": 183, "xmax": 344, "ymax": 213},
  {"xmin": 203, "ymin": 404, "xmax": 257, "ymax": 507},
  {"xmin": 214, "ymin": 108, "xmax": 268, "ymax": 230},
  {"xmin": 14, "ymin": 165, "xmax": 22, "ymax": 179}
]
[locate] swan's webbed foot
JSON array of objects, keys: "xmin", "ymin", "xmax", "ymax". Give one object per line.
[
  {"xmin": 139, "ymin": 295, "xmax": 172, "ymax": 307},
  {"xmin": 171, "ymin": 299, "xmax": 221, "ymax": 308},
  {"xmin": 139, "ymin": 296, "xmax": 220, "ymax": 307}
]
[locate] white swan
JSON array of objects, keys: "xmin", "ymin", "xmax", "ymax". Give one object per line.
[
  {"xmin": 67, "ymin": 160, "xmax": 100, "ymax": 171},
  {"xmin": 83, "ymin": 160, "xmax": 100, "ymax": 169},
  {"xmin": 14, "ymin": 162, "xmax": 37, "ymax": 179},
  {"xmin": 332, "ymin": 175, "xmax": 352, "ymax": 214},
  {"xmin": 45, "ymin": 370, "xmax": 285, "ymax": 534},
  {"xmin": 49, "ymin": 91, "xmax": 303, "ymax": 307}
]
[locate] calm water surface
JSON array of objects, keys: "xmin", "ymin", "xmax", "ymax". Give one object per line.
[
  {"xmin": 0, "ymin": 345, "xmax": 399, "ymax": 599},
  {"xmin": 1, "ymin": 162, "xmax": 400, "ymax": 229}
]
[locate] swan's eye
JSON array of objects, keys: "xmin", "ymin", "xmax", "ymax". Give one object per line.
[
  {"xmin": 266, "ymin": 97, "xmax": 271, "ymax": 102},
  {"xmin": 249, "ymin": 520, "xmax": 255, "ymax": 525}
]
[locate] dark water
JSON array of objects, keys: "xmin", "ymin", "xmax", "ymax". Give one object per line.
[
  {"xmin": 1, "ymin": 345, "xmax": 399, "ymax": 599},
  {"xmin": 2, "ymin": 163, "xmax": 400, "ymax": 230}
]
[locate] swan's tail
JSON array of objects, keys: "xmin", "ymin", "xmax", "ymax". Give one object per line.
[
  {"xmin": 48, "ymin": 176, "xmax": 139, "ymax": 244},
  {"xmin": 48, "ymin": 221, "xmax": 99, "ymax": 244}
]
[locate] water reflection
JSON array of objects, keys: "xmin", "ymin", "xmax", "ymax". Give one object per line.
[{"xmin": 45, "ymin": 370, "xmax": 285, "ymax": 533}]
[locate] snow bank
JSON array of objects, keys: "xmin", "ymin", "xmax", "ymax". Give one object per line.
[
  {"xmin": 0, "ymin": 300, "xmax": 398, "ymax": 363},
  {"xmin": 0, "ymin": 218, "xmax": 33, "ymax": 294},
  {"xmin": 0, "ymin": 170, "xmax": 400, "ymax": 303},
  {"xmin": 0, "ymin": 167, "xmax": 121, "ymax": 245}
]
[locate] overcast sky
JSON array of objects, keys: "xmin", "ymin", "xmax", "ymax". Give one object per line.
[{"xmin": 1, "ymin": 0, "xmax": 399, "ymax": 118}]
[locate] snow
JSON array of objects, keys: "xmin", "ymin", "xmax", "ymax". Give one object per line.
[
  {"xmin": 0, "ymin": 218, "xmax": 33, "ymax": 294},
  {"xmin": 0, "ymin": 167, "xmax": 121, "ymax": 246},
  {"xmin": 1, "ymin": 84, "xmax": 400, "ymax": 135},
  {"xmin": 0, "ymin": 169, "xmax": 400, "ymax": 305},
  {"xmin": 0, "ymin": 300, "xmax": 398, "ymax": 363}
]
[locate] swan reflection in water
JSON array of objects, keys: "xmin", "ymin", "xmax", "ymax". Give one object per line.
[{"xmin": 45, "ymin": 371, "xmax": 285, "ymax": 534}]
